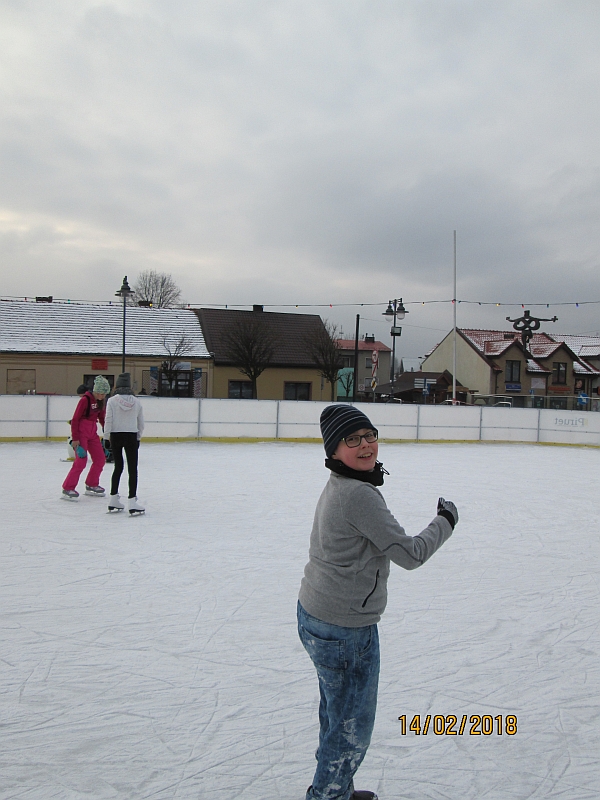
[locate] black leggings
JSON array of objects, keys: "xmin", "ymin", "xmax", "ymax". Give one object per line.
[{"xmin": 110, "ymin": 432, "xmax": 139, "ymax": 498}]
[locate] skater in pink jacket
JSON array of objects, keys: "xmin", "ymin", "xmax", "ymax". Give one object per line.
[{"xmin": 62, "ymin": 375, "xmax": 110, "ymax": 500}]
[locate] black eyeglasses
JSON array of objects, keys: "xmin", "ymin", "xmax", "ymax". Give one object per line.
[{"xmin": 343, "ymin": 430, "xmax": 378, "ymax": 448}]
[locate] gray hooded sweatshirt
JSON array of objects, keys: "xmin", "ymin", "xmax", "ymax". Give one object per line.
[
  {"xmin": 104, "ymin": 394, "xmax": 145, "ymax": 438},
  {"xmin": 299, "ymin": 472, "xmax": 453, "ymax": 627}
]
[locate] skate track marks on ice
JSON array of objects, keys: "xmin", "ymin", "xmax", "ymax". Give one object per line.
[{"xmin": 0, "ymin": 441, "xmax": 599, "ymax": 800}]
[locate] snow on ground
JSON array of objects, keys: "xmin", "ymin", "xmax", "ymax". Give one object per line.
[{"xmin": 1, "ymin": 441, "xmax": 599, "ymax": 800}]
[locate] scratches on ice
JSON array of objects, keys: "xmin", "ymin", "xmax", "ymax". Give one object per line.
[{"xmin": 0, "ymin": 441, "xmax": 599, "ymax": 799}]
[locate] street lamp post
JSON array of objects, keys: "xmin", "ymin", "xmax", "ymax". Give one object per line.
[
  {"xmin": 115, "ymin": 276, "xmax": 134, "ymax": 373},
  {"xmin": 383, "ymin": 299, "xmax": 407, "ymax": 399}
]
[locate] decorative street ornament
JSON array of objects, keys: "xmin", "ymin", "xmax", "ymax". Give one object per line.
[
  {"xmin": 371, "ymin": 349, "xmax": 378, "ymax": 390},
  {"xmin": 505, "ymin": 309, "xmax": 558, "ymax": 356}
]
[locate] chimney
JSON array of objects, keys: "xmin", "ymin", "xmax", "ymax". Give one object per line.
[{"xmin": 253, "ymin": 304, "xmax": 264, "ymax": 313}]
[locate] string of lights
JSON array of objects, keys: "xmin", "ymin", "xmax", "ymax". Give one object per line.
[{"xmin": 1, "ymin": 295, "xmax": 599, "ymax": 309}]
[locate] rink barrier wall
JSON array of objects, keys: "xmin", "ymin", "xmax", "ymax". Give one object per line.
[{"xmin": 2, "ymin": 395, "xmax": 600, "ymax": 447}]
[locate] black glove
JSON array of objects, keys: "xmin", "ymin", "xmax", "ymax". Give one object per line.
[
  {"xmin": 437, "ymin": 497, "xmax": 458, "ymax": 529},
  {"xmin": 103, "ymin": 439, "xmax": 111, "ymax": 458}
]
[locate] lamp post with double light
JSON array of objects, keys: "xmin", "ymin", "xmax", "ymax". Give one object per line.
[
  {"xmin": 383, "ymin": 298, "xmax": 407, "ymax": 399},
  {"xmin": 115, "ymin": 276, "xmax": 134, "ymax": 373}
]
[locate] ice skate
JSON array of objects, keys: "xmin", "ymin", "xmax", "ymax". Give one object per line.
[
  {"xmin": 108, "ymin": 494, "xmax": 125, "ymax": 512},
  {"xmin": 307, "ymin": 790, "xmax": 377, "ymax": 800},
  {"xmin": 61, "ymin": 488, "xmax": 79, "ymax": 501},
  {"xmin": 85, "ymin": 485, "xmax": 105, "ymax": 496},
  {"xmin": 128, "ymin": 497, "xmax": 145, "ymax": 515}
]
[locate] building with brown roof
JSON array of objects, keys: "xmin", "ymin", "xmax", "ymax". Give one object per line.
[
  {"xmin": 194, "ymin": 306, "xmax": 335, "ymax": 400},
  {"xmin": 422, "ymin": 327, "xmax": 600, "ymax": 407},
  {"xmin": 375, "ymin": 370, "xmax": 470, "ymax": 404}
]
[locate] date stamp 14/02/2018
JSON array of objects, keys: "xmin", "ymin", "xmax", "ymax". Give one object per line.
[{"xmin": 399, "ymin": 714, "xmax": 517, "ymax": 736}]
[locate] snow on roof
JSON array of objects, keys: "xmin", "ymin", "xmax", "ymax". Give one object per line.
[
  {"xmin": 573, "ymin": 360, "xmax": 597, "ymax": 375},
  {"xmin": 0, "ymin": 300, "xmax": 210, "ymax": 358},
  {"xmin": 462, "ymin": 328, "xmax": 561, "ymax": 358},
  {"xmin": 528, "ymin": 341, "xmax": 562, "ymax": 359},
  {"xmin": 551, "ymin": 334, "xmax": 600, "ymax": 358},
  {"xmin": 579, "ymin": 344, "xmax": 600, "ymax": 358},
  {"xmin": 461, "ymin": 328, "xmax": 516, "ymax": 351},
  {"xmin": 425, "ymin": 327, "xmax": 600, "ymax": 378},
  {"xmin": 525, "ymin": 359, "xmax": 551, "ymax": 374}
]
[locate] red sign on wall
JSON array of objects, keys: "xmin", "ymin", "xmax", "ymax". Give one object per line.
[{"xmin": 91, "ymin": 359, "xmax": 109, "ymax": 370}]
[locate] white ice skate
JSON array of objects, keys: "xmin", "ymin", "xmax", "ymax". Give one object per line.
[
  {"xmin": 128, "ymin": 497, "xmax": 145, "ymax": 515},
  {"xmin": 108, "ymin": 494, "xmax": 125, "ymax": 512}
]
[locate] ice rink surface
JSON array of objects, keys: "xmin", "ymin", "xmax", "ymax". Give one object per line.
[{"xmin": 1, "ymin": 440, "xmax": 599, "ymax": 800}]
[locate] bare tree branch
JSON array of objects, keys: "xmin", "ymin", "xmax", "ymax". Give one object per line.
[
  {"xmin": 221, "ymin": 316, "xmax": 279, "ymax": 399},
  {"xmin": 338, "ymin": 368, "xmax": 354, "ymax": 398},
  {"xmin": 303, "ymin": 320, "xmax": 344, "ymax": 401},
  {"xmin": 133, "ymin": 271, "xmax": 182, "ymax": 308},
  {"xmin": 160, "ymin": 335, "xmax": 193, "ymax": 395}
]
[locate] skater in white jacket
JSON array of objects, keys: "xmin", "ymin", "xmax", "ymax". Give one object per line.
[{"xmin": 104, "ymin": 373, "xmax": 145, "ymax": 514}]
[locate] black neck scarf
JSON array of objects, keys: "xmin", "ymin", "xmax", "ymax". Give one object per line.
[{"xmin": 325, "ymin": 458, "xmax": 389, "ymax": 487}]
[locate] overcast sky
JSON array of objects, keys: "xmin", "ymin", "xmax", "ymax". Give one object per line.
[{"xmin": 1, "ymin": 0, "xmax": 600, "ymax": 357}]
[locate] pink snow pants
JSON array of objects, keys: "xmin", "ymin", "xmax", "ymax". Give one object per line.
[{"xmin": 62, "ymin": 420, "xmax": 106, "ymax": 491}]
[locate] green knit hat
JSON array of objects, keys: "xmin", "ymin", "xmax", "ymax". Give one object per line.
[{"xmin": 93, "ymin": 375, "xmax": 111, "ymax": 394}]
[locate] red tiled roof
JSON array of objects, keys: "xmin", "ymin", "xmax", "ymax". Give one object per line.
[
  {"xmin": 525, "ymin": 359, "xmax": 551, "ymax": 374},
  {"xmin": 462, "ymin": 328, "xmax": 560, "ymax": 358},
  {"xmin": 337, "ymin": 339, "xmax": 391, "ymax": 352},
  {"xmin": 459, "ymin": 328, "xmax": 600, "ymax": 376}
]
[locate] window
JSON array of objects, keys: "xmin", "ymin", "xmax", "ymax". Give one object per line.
[
  {"xmin": 229, "ymin": 380, "xmax": 253, "ymax": 399},
  {"xmin": 549, "ymin": 397, "xmax": 567, "ymax": 410},
  {"xmin": 7, "ymin": 369, "xmax": 36, "ymax": 394},
  {"xmin": 159, "ymin": 370, "xmax": 193, "ymax": 397},
  {"xmin": 365, "ymin": 357, "xmax": 372, "ymax": 368},
  {"xmin": 284, "ymin": 382, "xmax": 311, "ymax": 401},
  {"xmin": 505, "ymin": 361, "xmax": 521, "ymax": 383},
  {"xmin": 552, "ymin": 362, "xmax": 567, "ymax": 385},
  {"xmin": 341, "ymin": 355, "xmax": 354, "ymax": 369}
]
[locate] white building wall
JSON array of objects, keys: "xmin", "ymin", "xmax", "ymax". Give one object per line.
[{"xmin": 422, "ymin": 332, "xmax": 494, "ymax": 395}]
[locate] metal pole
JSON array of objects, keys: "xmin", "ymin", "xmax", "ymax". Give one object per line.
[
  {"xmin": 352, "ymin": 314, "xmax": 360, "ymax": 403},
  {"xmin": 122, "ymin": 294, "xmax": 126, "ymax": 373},
  {"xmin": 452, "ymin": 230, "xmax": 457, "ymax": 403},
  {"xmin": 390, "ymin": 301, "xmax": 396, "ymax": 389}
]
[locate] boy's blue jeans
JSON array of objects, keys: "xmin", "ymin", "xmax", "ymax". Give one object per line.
[{"xmin": 297, "ymin": 602, "xmax": 380, "ymax": 800}]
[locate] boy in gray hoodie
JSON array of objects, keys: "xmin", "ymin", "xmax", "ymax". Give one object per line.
[{"xmin": 298, "ymin": 405, "xmax": 458, "ymax": 800}]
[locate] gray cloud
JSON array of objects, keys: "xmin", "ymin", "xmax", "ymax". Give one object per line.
[{"xmin": 1, "ymin": 0, "xmax": 600, "ymax": 354}]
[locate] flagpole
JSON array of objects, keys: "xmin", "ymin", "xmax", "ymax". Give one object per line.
[{"xmin": 453, "ymin": 230, "xmax": 457, "ymax": 404}]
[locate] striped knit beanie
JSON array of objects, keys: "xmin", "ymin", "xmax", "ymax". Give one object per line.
[{"xmin": 320, "ymin": 405, "xmax": 377, "ymax": 458}]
